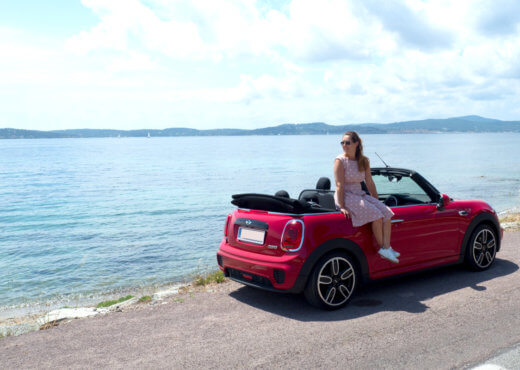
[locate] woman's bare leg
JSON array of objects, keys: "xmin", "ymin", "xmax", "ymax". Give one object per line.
[
  {"xmin": 371, "ymin": 218, "xmax": 385, "ymax": 248},
  {"xmin": 383, "ymin": 219, "xmax": 392, "ymax": 247}
]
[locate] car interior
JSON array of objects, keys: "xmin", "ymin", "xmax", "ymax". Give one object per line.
[
  {"xmin": 296, "ymin": 173, "xmax": 434, "ymax": 209},
  {"xmin": 232, "ymin": 171, "xmax": 436, "ymax": 213},
  {"xmin": 372, "ymin": 173, "xmax": 433, "ymax": 206},
  {"xmin": 297, "ymin": 177, "xmax": 336, "ymax": 210}
]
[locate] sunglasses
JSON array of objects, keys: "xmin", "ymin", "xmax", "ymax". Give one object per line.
[{"xmin": 340, "ymin": 140, "xmax": 352, "ymax": 145}]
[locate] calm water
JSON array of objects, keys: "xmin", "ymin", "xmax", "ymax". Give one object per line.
[{"xmin": 1, "ymin": 133, "xmax": 519, "ymax": 315}]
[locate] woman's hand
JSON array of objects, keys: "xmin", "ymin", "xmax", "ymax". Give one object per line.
[{"xmin": 340, "ymin": 207, "xmax": 350, "ymax": 218}]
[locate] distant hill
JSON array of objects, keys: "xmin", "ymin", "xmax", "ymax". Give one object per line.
[{"xmin": 2, "ymin": 116, "xmax": 520, "ymax": 139}]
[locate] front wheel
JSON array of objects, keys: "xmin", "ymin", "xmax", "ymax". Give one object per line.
[
  {"xmin": 304, "ymin": 252, "xmax": 358, "ymax": 310},
  {"xmin": 465, "ymin": 224, "xmax": 497, "ymax": 271}
]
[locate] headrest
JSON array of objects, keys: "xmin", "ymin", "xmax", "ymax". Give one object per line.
[
  {"xmin": 274, "ymin": 190, "xmax": 290, "ymax": 198},
  {"xmin": 316, "ymin": 177, "xmax": 331, "ymax": 191}
]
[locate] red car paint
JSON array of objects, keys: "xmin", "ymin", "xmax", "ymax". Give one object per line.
[{"xmin": 216, "ymin": 168, "xmax": 502, "ymax": 308}]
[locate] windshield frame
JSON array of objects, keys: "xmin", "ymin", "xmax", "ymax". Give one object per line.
[{"xmin": 370, "ymin": 167, "xmax": 441, "ymax": 204}]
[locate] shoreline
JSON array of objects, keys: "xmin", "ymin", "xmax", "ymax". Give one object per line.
[
  {"xmin": 0, "ymin": 271, "xmax": 205, "ymax": 321},
  {"xmin": 498, "ymin": 209, "xmax": 520, "ymax": 231},
  {"xmin": 2, "ymin": 212, "xmax": 520, "ymax": 338},
  {"xmin": 0, "ymin": 270, "xmax": 225, "ymax": 338}
]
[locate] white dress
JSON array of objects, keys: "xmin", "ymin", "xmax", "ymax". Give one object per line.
[{"xmin": 334, "ymin": 155, "xmax": 394, "ymax": 227}]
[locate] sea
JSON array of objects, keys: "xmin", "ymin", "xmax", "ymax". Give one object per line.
[{"xmin": 1, "ymin": 133, "xmax": 519, "ymax": 317}]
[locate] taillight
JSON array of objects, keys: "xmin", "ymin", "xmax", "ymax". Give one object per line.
[
  {"xmin": 224, "ymin": 214, "xmax": 232, "ymax": 238},
  {"xmin": 281, "ymin": 219, "xmax": 304, "ymax": 252}
]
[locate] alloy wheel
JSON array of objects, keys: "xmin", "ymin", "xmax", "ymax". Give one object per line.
[
  {"xmin": 472, "ymin": 228, "xmax": 496, "ymax": 269},
  {"xmin": 316, "ymin": 257, "xmax": 356, "ymax": 307}
]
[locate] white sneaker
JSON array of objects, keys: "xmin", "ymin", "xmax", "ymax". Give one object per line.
[
  {"xmin": 378, "ymin": 247, "xmax": 399, "ymax": 263},
  {"xmin": 389, "ymin": 246, "xmax": 400, "ymax": 258}
]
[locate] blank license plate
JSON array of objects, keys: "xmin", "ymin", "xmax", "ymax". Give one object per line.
[{"xmin": 237, "ymin": 227, "xmax": 265, "ymax": 245}]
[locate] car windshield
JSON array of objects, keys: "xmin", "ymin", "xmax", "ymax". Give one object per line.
[{"xmin": 372, "ymin": 173, "xmax": 433, "ymax": 204}]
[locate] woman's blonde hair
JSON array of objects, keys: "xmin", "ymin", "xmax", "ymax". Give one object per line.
[{"xmin": 344, "ymin": 131, "xmax": 368, "ymax": 172}]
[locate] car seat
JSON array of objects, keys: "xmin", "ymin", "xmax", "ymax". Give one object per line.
[
  {"xmin": 298, "ymin": 177, "xmax": 336, "ymax": 210},
  {"xmin": 274, "ymin": 190, "xmax": 290, "ymax": 198}
]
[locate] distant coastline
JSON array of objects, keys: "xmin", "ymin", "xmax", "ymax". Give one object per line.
[{"xmin": 2, "ymin": 115, "xmax": 520, "ymax": 139}]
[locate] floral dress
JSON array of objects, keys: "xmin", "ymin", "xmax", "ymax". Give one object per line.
[{"xmin": 334, "ymin": 155, "xmax": 394, "ymax": 227}]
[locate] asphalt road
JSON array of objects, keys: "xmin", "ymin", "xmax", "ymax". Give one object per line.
[{"xmin": 1, "ymin": 232, "xmax": 519, "ymax": 369}]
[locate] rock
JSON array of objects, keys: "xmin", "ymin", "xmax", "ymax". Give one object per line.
[
  {"xmin": 0, "ymin": 323, "xmax": 40, "ymax": 338},
  {"xmin": 95, "ymin": 297, "xmax": 139, "ymax": 312},
  {"xmin": 501, "ymin": 221, "xmax": 520, "ymax": 230},
  {"xmin": 152, "ymin": 284, "xmax": 184, "ymax": 300},
  {"xmin": 36, "ymin": 307, "xmax": 98, "ymax": 326},
  {"xmin": 109, "ymin": 297, "xmax": 138, "ymax": 310}
]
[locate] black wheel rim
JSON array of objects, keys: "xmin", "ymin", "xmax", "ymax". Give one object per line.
[
  {"xmin": 472, "ymin": 229, "xmax": 496, "ymax": 268},
  {"xmin": 317, "ymin": 257, "xmax": 355, "ymax": 307}
]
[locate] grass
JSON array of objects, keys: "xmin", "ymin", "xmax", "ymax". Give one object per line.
[
  {"xmin": 138, "ymin": 295, "xmax": 152, "ymax": 303},
  {"xmin": 193, "ymin": 270, "xmax": 226, "ymax": 286},
  {"xmin": 96, "ymin": 295, "xmax": 134, "ymax": 308}
]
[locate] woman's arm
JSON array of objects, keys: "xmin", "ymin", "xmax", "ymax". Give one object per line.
[
  {"xmin": 334, "ymin": 159, "xmax": 349, "ymax": 216},
  {"xmin": 364, "ymin": 158, "xmax": 379, "ymax": 199}
]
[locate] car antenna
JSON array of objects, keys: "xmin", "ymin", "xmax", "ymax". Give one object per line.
[{"xmin": 375, "ymin": 152, "xmax": 390, "ymax": 168}]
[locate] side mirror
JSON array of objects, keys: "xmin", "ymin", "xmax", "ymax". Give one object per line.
[{"xmin": 437, "ymin": 194, "xmax": 450, "ymax": 210}]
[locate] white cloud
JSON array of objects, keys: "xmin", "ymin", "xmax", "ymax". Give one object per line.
[
  {"xmin": 106, "ymin": 51, "xmax": 158, "ymax": 72},
  {"xmin": 475, "ymin": 0, "xmax": 520, "ymax": 36},
  {"xmin": 2, "ymin": 0, "xmax": 520, "ymax": 131}
]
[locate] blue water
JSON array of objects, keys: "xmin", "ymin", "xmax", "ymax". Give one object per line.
[{"xmin": 1, "ymin": 133, "xmax": 519, "ymax": 314}]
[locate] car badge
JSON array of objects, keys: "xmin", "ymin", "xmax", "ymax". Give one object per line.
[
  {"xmin": 267, "ymin": 245, "xmax": 278, "ymax": 249},
  {"xmin": 246, "ymin": 220, "xmax": 252, "ymax": 225}
]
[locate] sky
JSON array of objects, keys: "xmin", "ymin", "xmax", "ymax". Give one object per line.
[{"xmin": 1, "ymin": 0, "xmax": 520, "ymax": 131}]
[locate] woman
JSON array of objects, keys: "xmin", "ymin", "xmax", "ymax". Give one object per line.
[{"xmin": 334, "ymin": 131, "xmax": 400, "ymax": 263}]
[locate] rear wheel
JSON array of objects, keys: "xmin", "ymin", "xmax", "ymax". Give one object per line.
[
  {"xmin": 304, "ymin": 252, "xmax": 358, "ymax": 310},
  {"xmin": 465, "ymin": 224, "xmax": 497, "ymax": 271}
]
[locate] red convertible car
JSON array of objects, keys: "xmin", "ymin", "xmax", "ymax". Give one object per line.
[{"xmin": 217, "ymin": 167, "xmax": 502, "ymax": 309}]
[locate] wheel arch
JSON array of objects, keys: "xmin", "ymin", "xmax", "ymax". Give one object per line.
[
  {"xmin": 459, "ymin": 212, "xmax": 501, "ymax": 263},
  {"xmin": 288, "ymin": 238, "xmax": 370, "ymax": 294}
]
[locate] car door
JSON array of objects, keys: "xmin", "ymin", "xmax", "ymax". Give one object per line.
[
  {"xmin": 389, "ymin": 202, "xmax": 460, "ymax": 267},
  {"xmin": 372, "ymin": 173, "xmax": 460, "ymax": 269}
]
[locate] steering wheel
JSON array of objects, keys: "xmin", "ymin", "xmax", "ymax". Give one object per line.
[{"xmin": 384, "ymin": 195, "xmax": 398, "ymax": 207}]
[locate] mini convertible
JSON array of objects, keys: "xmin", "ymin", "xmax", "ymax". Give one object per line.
[{"xmin": 216, "ymin": 167, "xmax": 503, "ymax": 309}]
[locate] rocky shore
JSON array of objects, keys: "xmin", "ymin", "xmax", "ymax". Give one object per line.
[
  {"xmin": 499, "ymin": 210, "xmax": 520, "ymax": 231},
  {"xmin": 0, "ymin": 283, "xmax": 190, "ymax": 338}
]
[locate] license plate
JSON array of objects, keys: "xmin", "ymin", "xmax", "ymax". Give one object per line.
[{"xmin": 237, "ymin": 227, "xmax": 265, "ymax": 245}]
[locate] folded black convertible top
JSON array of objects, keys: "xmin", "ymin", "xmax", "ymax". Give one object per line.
[{"xmin": 231, "ymin": 193, "xmax": 332, "ymax": 214}]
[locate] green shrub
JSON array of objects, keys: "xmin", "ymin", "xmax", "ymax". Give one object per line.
[
  {"xmin": 96, "ymin": 295, "xmax": 134, "ymax": 308},
  {"xmin": 208, "ymin": 270, "xmax": 225, "ymax": 283},
  {"xmin": 193, "ymin": 270, "xmax": 226, "ymax": 286}
]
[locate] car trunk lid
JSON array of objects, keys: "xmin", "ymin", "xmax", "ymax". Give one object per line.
[{"xmin": 226, "ymin": 209, "xmax": 301, "ymax": 256}]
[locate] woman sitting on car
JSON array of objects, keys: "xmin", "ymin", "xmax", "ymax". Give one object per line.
[{"xmin": 334, "ymin": 131, "xmax": 400, "ymax": 263}]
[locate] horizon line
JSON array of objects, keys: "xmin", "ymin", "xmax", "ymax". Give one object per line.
[{"xmin": 2, "ymin": 114, "xmax": 514, "ymax": 132}]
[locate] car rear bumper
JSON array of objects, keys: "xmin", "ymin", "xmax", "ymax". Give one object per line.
[{"xmin": 217, "ymin": 239, "xmax": 306, "ymax": 292}]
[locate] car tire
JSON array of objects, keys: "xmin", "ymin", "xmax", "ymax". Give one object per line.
[
  {"xmin": 465, "ymin": 224, "xmax": 497, "ymax": 271},
  {"xmin": 304, "ymin": 251, "xmax": 358, "ymax": 310}
]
